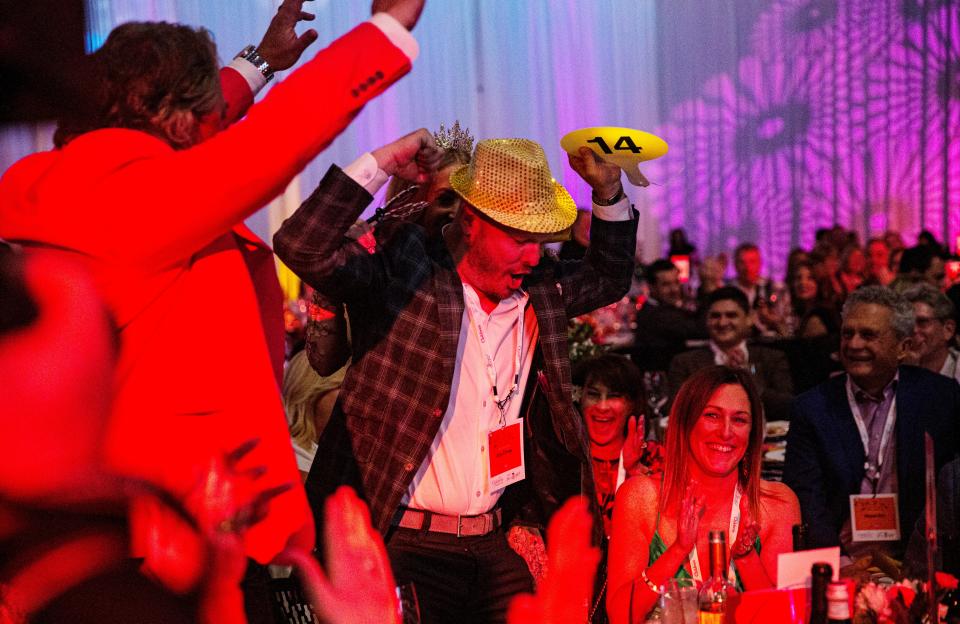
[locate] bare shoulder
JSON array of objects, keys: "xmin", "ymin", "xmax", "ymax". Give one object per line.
[
  {"xmin": 618, "ymin": 474, "xmax": 661, "ymax": 506},
  {"xmin": 759, "ymin": 480, "xmax": 800, "ymax": 519},
  {"xmin": 612, "ymin": 475, "xmax": 661, "ymax": 536}
]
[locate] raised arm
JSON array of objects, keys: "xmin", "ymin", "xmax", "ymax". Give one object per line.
[
  {"xmin": 273, "ymin": 129, "xmax": 441, "ymax": 299},
  {"xmin": 72, "ymin": 5, "xmax": 425, "ymax": 272},
  {"xmin": 557, "ymin": 148, "xmax": 638, "ymax": 318}
]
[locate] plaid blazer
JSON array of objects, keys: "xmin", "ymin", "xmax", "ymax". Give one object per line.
[{"xmin": 274, "ymin": 165, "xmax": 638, "ymax": 536}]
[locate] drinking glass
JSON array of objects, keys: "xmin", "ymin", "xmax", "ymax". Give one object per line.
[{"xmin": 662, "ymin": 578, "xmax": 697, "ymax": 624}]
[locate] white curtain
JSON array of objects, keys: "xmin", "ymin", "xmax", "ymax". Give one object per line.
[
  {"xmin": 0, "ymin": 0, "xmax": 663, "ymax": 258},
  {"xmin": 4, "ymin": 0, "xmax": 957, "ymax": 275}
]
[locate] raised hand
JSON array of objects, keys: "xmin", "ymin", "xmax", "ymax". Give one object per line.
[
  {"xmin": 507, "ymin": 498, "xmax": 600, "ymax": 624},
  {"xmin": 371, "ymin": 128, "xmax": 443, "ymax": 183},
  {"xmin": 675, "ymin": 481, "xmax": 706, "ymax": 552},
  {"xmin": 567, "ymin": 146, "xmax": 623, "ymax": 199},
  {"xmin": 283, "ymin": 487, "xmax": 399, "ymax": 624},
  {"xmin": 371, "ymin": 0, "xmax": 426, "ymax": 30},
  {"xmin": 622, "ymin": 415, "xmax": 646, "ymax": 478},
  {"xmin": 256, "ymin": 0, "xmax": 319, "ymax": 71}
]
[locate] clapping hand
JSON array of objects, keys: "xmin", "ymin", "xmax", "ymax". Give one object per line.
[
  {"xmin": 256, "ymin": 0, "xmax": 319, "ymax": 71},
  {"xmin": 731, "ymin": 493, "xmax": 761, "ymax": 559},
  {"xmin": 675, "ymin": 481, "xmax": 706, "ymax": 551},
  {"xmin": 507, "ymin": 497, "xmax": 600, "ymax": 624},
  {"xmin": 622, "ymin": 415, "xmax": 646, "ymax": 478},
  {"xmin": 283, "ymin": 487, "xmax": 400, "ymax": 624}
]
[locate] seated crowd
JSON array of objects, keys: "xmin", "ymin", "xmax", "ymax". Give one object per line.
[{"xmin": 1, "ymin": 0, "xmax": 959, "ymax": 622}]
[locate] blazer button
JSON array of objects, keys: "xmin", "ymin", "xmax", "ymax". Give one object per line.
[
  {"xmin": 432, "ymin": 408, "xmax": 442, "ymax": 418},
  {"xmin": 403, "ymin": 462, "xmax": 415, "ymax": 472}
]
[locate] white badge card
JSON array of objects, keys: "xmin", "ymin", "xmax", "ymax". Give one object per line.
[
  {"xmin": 488, "ymin": 420, "xmax": 525, "ymax": 491},
  {"xmin": 850, "ymin": 493, "xmax": 900, "ymax": 542}
]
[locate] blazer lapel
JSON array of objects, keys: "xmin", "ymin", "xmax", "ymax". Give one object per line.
[
  {"xmin": 828, "ymin": 375, "xmax": 866, "ymax": 493},
  {"xmin": 433, "ymin": 264, "xmax": 465, "ymax": 383}
]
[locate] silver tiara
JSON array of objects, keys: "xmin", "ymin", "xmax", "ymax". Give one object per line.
[{"xmin": 434, "ymin": 121, "xmax": 475, "ymax": 154}]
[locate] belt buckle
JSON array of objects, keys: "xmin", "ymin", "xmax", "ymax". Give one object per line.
[{"xmin": 457, "ymin": 514, "xmax": 463, "ymax": 538}]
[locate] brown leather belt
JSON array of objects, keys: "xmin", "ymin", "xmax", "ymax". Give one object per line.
[{"xmin": 395, "ymin": 507, "xmax": 502, "ymax": 537}]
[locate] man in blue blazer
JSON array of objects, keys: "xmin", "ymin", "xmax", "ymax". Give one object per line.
[{"xmin": 784, "ymin": 286, "xmax": 960, "ymax": 561}]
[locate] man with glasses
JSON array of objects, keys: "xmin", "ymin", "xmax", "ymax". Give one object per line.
[{"xmin": 903, "ymin": 283, "xmax": 959, "ymax": 384}]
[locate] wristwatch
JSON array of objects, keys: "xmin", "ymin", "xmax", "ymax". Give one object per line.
[
  {"xmin": 234, "ymin": 45, "xmax": 275, "ymax": 82},
  {"xmin": 592, "ymin": 184, "xmax": 625, "ymax": 206}
]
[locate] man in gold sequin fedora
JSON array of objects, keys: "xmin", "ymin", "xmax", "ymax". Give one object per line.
[{"xmin": 275, "ymin": 130, "xmax": 639, "ymax": 623}]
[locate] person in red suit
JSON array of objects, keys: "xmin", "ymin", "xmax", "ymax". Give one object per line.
[{"xmin": 0, "ymin": 0, "xmax": 425, "ymax": 606}]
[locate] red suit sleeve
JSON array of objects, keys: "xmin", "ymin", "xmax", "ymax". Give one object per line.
[
  {"xmin": 37, "ymin": 22, "xmax": 411, "ymax": 273},
  {"xmin": 219, "ymin": 66, "xmax": 255, "ymax": 127}
]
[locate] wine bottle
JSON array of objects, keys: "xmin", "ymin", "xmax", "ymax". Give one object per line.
[
  {"xmin": 809, "ymin": 562, "xmax": 832, "ymax": 624},
  {"xmin": 825, "ymin": 581, "xmax": 852, "ymax": 623},
  {"xmin": 792, "ymin": 523, "xmax": 808, "ymax": 551},
  {"xmin": 698, "ymin": 530, "xmax": 738, "ymax": 623}
]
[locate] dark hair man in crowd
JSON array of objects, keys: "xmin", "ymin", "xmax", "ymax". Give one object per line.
[
  {"xmin": 274, "ymin": 135, "xmax": 638, "ymax": 622},
  {"xmin": 732, "ymin": 242, "xmax": 786, "ymax": 336},
  {"xmin": 895, "ymin": 245, "xmax": 947, "ymax": 290},
  {"xmin": 0, "ymin": 0, "xmax": 424, "ymax": 606},
  {"xmin": 632, "ymin": 258, "xmax": 706, "ymax": 371},
  {"xmin": 784, "ymin": 286, "xmax": 960, "ymax": 563},
  {"xmin": 669, "ymin": 286, "xmax": 794, "ymax": 421}
]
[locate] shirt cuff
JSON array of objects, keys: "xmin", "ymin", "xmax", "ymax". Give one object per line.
[
  {"xmin": 369, "ymin": 13, "xmax": 419, "ymax": 62},
  {"xmin": 343, "ymin": 152, "xmax": 390, "ymax": 195},
  {"xmin": 591, "ymin": 195, "xmax": 632, "ymax": 221},
  {"xmin": 227, "ymin": 57, "xmax": 268, "ymax": 96}
]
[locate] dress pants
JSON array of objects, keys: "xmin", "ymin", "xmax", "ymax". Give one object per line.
[{"xmin": 386, "ymin": 526, "xmax": 534, "ymax": 624}]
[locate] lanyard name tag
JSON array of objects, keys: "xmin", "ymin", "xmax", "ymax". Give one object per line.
[
  {"xmin": 850, "ymin": 493, "xmax": 900, "ymax": 542},
  {"xmin": 488, "ymin": 420, "xmax": 525, "ymax": 491}
]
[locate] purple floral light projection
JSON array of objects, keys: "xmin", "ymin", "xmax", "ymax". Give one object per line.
[{"xmin": 651, "ymin": 0, "xmax": 959, "ymax": 278}]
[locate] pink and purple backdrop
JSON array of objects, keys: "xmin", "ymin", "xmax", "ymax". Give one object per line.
[{"xmin": 1, "ymin": 0, "xmax": 956, "ymax": 279}]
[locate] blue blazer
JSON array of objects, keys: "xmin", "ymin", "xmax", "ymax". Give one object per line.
[{"xmin": 783, "ymin": 366, "xmax": 960, "ymax": 552}]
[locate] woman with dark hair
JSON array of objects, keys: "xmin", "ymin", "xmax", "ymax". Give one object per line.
[
  {"xmin": 786, "ymin": 260, "xmax": 841, "ymax": 339},
  {"xmin": 606, "ymin": 366, "xmax": 799, "ymax": 623},
  {"xmin": 574, "ymin": 354, "xmax": 662, "ymax": 538}
]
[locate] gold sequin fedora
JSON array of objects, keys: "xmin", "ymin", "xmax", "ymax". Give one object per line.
[{"xmin": 449, "ymin": 138, "xmax": 577, "ymax": 235}]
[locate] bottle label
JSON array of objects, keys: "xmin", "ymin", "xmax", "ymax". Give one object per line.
[
  {"xmin": 698, "ymin": 613, "xmax": 724, "ymax": 624},
  {"xmin": 827, "ymin": 602, "xmax": 850, "ymax": 620}
]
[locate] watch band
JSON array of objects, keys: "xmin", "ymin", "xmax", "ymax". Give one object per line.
[
  {"xmin": 592, "ymin": 184, "xmax": 625, "ymax": 206},
  {"xmin": 234, "ymin": 45, "xmax": 274, "ymax": 83}
]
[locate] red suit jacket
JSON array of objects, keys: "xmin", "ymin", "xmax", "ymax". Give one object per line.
[{"xmin": 0, "ymin": 22, "xmax": 410, "ymax": 588}]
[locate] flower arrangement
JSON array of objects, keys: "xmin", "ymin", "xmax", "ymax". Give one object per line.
[
  {"xmin": 852, "ymin": 573, "xmax": 959, "ymax": 623},
  {"xmin": 567, "ymin": 316, "xmax": 609, "ymax": 364}
]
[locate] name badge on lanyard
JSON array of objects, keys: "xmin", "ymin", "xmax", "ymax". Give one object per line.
[
  {"xmin": 464, "ymin": 287, "xmax": 528, "ymax": 492},
  {"xmin": 489, "ymin": 420, "xmax": 525, "ymax": 491},
  {"xmin": 845, "ymin": 382, "xmax": 900, "ymax": 542},
  {"xmin": 688, "ymin": 486, "xmax": 742, "ymax": 584},
  {"xmin": 850, "ymin": 493, "xmax": 900, "ymax": 542}
]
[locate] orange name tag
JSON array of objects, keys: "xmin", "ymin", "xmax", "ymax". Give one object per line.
[
  {"xmin": 488, "ymin": 420, "xmax": 525, "ymax": 491},
  {"xmin": 850, "ymin": 494, "xmax": 900, "ymax": 542}
]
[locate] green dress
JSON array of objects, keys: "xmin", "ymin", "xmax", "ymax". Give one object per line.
[{"xmin": 646, "ymin": 503, "xmax": 760, "ymax": 590}]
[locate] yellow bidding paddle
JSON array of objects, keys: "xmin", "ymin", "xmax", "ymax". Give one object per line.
[{"xmin": 560, "ymin": 126, "xmax": 668, "ymax": 187}]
